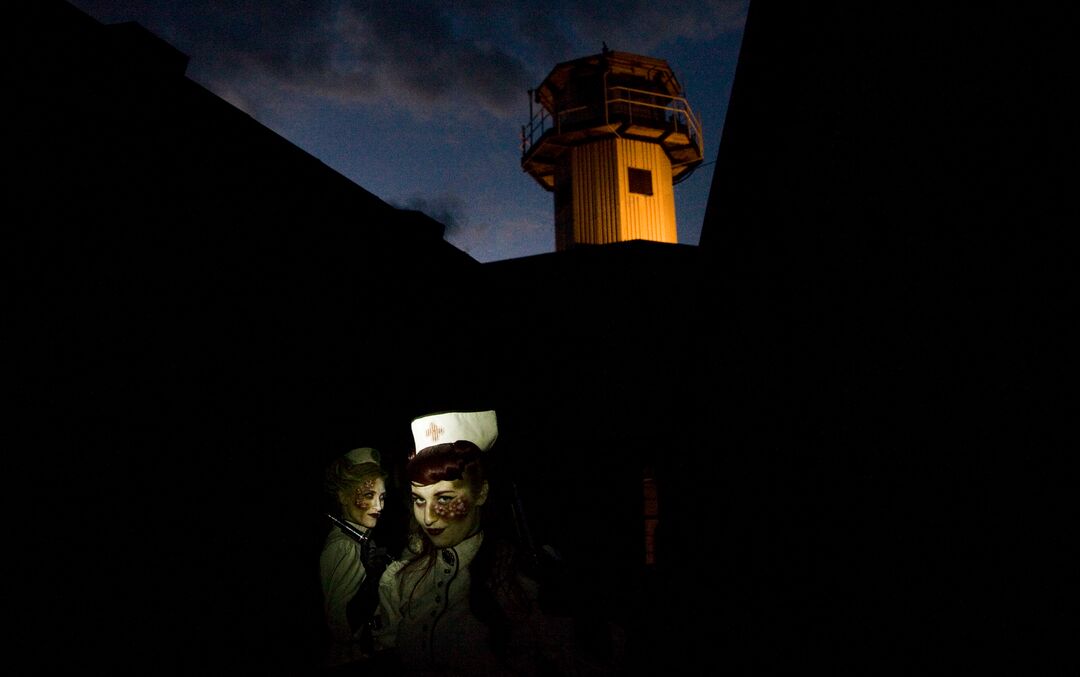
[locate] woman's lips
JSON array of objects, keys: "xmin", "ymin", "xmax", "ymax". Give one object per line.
[{"xmin": 426, "ymin": 528, "xmax": 445, "ymax": 536}]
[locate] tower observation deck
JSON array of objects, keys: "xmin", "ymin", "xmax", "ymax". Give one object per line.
[{"xmin": 521, "ymin": 49, "xmax": 704, "ymax": 250}]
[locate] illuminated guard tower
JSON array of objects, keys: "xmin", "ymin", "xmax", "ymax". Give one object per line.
[{"xmin": 521, "ymin": 49, "xmax": 704, "ymax": 251}]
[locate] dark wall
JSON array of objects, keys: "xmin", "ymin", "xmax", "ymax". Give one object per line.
[
  {"xmin": 485, "ymin": 244, "xmax": 705, "ymax": 575},
  {"xmin": 11, "ymin": 3, "xmax": 486, "ymax": 672},
  {"xmin": 691, "ymin": 2, "xmax": 1071, "ymax": 672},
  {"xmin": 12, "ymin": 2, "xmax": 1071, "ymax": 674}
]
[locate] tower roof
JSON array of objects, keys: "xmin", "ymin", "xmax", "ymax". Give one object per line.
[
  {"xmin": 533, "ymin": 50, "xmax": 684, "ymax": 113},
  {"xmin": 521, "ymin": 49, "xmax": 703, "ymax": 193}
]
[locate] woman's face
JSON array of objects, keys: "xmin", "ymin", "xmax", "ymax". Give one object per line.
[
  {"xmin": 343, "ymin": 476, "xmax": 386, "ymax": 529},
  {"xmin": 411, "ymin": 478, "xmax": 488, "ymax": 549}
]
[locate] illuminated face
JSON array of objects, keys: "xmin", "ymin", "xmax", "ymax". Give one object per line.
[
  {"xmin": 343, "ymin": 476, "xmax": 386, "ymax": 529},
  {"xmin": 411, "ymin": 478, "xmax": 488, "ymax": 549}
]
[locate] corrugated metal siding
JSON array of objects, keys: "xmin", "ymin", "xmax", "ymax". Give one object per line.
[
  {"xmin": 570, "ymin": 139, "xmax": 620, "ymax": 245},
  {"xmin": 554, "ymin": 164, "xmax": 574, "ymax": 251},
  {"xmin": 564, "ymin": 137, "xmax": 676, "ymax": 247},
  {"xmin": 617, "ymin": 139, "xmax": 676, "ymax": 243}
]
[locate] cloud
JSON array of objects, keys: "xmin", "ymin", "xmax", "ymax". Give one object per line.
[
  {"xmin": 449, "ymin": 213, "xmax": 555, "ymax": 263},
  {"xmin": 394, "ymin": 194, "xmax": 468, "ymax": 237},
  {"xmin": 71, "ymin": 1, "xmax": 746, "ymax": 121},
  {"xmin": 564, "ymin": 0, "xmax": 748, "ymax": 51}
]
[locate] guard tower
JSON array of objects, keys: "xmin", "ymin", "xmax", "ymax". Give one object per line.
[{"xmin": 521, "ymin": 49, "xmax": 704, "ymax": 251}]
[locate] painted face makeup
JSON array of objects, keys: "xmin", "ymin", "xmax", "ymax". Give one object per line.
[
  {"xmin": 411, "ymin": 478, "xmax": 486, "ymax": 549},
  {"xmin": 346, "ymin": 476, "xmax": 386, "ymax": 529}
]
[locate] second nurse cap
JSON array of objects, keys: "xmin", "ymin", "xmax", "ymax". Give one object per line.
[
  {"xmin": 411, "ymin": 410, "xmax": 498, "ymax": 455},
  {"xmin": 343, "ymin": 446, "xmax": 381, "ymax": 466}
]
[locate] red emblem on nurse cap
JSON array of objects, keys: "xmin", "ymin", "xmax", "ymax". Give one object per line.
[{"xmin": 425, "ymin": 422, "xmax": 444, "ymax": 443}]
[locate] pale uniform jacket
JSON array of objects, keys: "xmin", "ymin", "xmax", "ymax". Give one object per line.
[
  {"xmin": 373, "ymin": 530, "xmax": 581, "ymax": 676},
  {"xmin": 319, "ymin": 520, "xmax": 371, "ymax": 668}
]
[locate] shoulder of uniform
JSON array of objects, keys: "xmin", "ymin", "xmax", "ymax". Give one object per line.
[{"xmin": 380, "ymin": 558, "xmax": 407, "ymax": 582}]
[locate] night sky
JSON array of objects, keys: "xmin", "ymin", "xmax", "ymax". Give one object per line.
[{"xmin": 68, "ymin": 1, "xmax": 748, "ymax": 262}]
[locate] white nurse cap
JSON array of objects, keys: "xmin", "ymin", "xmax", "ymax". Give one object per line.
[
  {"xmin": 343, "ymin": 446, "xmax": 380, "ymax": 465},
  {"xmin": 410, "ymin": 410, "xmax": 498, "ymax": 455}
]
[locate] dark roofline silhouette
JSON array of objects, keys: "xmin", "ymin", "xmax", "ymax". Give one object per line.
[{"xmin": 12, "ymin": 2, "xmax": 1069, "ymax": 673}]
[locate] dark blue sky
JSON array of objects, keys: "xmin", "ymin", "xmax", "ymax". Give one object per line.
[{"xmin": 70, "ymin": 1, "xmax": 747, "ymax": 262}]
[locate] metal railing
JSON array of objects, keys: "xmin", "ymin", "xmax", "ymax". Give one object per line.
[{"xmin": 521, "ymin": 85, "xmax": 703, "ymax": 158}]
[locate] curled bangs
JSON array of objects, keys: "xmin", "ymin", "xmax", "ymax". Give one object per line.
[{"xmin": 407, "ymin": 440, "xmax": 483, "ymax": 486}]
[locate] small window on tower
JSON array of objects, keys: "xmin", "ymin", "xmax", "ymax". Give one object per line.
[{"xmin": 628, "ymin": 168, "xmax": 653, "ymax": 196}]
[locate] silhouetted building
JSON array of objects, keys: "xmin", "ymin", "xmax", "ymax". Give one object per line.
[
  {"xmin": 690, "ymin": 2, "xmax": 1071, "ymax": 673},
  {"xmin": 12, "ymin": 3, "xmax": 485, "ymax": 672},
  {"xmin": 12, "ymin": 2, "xmax": 1070, "ymax": 674}
]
